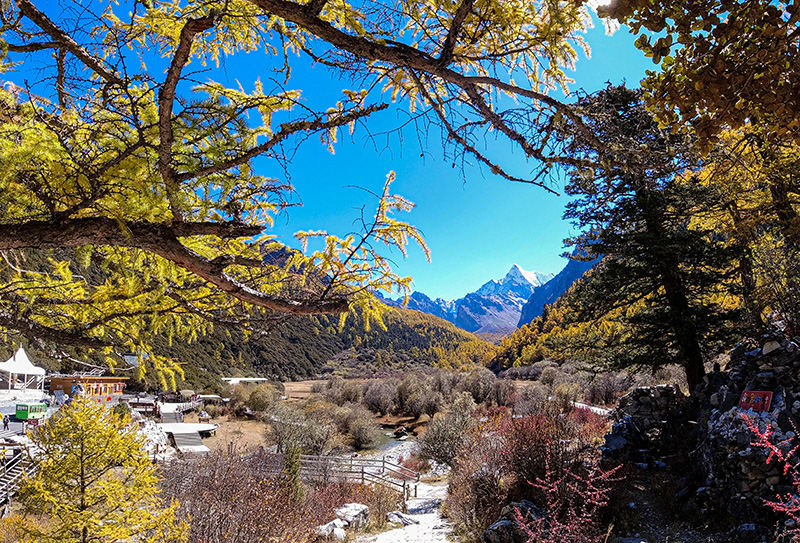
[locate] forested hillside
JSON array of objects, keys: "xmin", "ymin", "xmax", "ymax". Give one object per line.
[{"xmin": 5, "ymin": 249, "xmax": 494, "ymax": 391}]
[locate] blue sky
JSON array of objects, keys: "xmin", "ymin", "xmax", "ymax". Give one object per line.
[
  {"xmin": 14, "ymin": 5, "xmax": 654, "ymax": 302},
  {"xmin": 264, "ymin": 18, "xmax": 656, "ymax": 300}
]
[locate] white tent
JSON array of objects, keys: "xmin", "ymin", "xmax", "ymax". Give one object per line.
[{"xmin": 0, "ymin": 348, "xmax": 45, "ymax": 393}]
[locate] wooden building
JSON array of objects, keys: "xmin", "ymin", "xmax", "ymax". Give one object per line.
[{"xmin": 49, "ymin": 375, "xmax": 128, "ymax": 401}]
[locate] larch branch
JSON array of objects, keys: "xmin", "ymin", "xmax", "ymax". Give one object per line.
[
  {"xmin": 0, "ymin": 218, "xmax": 349, "ymax": 314},
  {"xmin": 17, "ymin": 0, "xmax": 123, "ymax": 85},
  {"xmin": 438, "ymin": 0, "xmax": 474, "ymax": 66},
  {"xmin": 175, "ymin": 103, "xmax": 388, "ymax": 183},
  {"xmin": 158, "ymin": 14, "xmax": 216, "ymax": 221}
]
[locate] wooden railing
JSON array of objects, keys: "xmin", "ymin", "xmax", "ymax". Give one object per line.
[
  {"xmin": 174, "ymin": 400, "xmax": 202, "ymax": 413},
  {"xmin": 249, "ymin": 451, "xmax": 420, "ymax": 500},
  {"xmin": 0, "ymin": 447, "xmax": 35, "ymax": 508}
]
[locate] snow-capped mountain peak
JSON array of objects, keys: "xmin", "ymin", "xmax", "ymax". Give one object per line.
[
  {"xmin": 505, "ymin": 264, "xmax": 553, "ymax": 287},
  {"xmin": 390, "ymin": 263, "xmax": 559, "ymax": 335}
]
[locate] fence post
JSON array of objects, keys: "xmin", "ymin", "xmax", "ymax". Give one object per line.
[{"xmin": 361, "ymin": 465, "xmax": 365, "ymax": 485}]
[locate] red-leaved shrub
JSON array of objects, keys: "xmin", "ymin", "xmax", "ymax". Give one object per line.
[
  {"xmin": 445, "ymin": 410, "xmax": 617, "ymax": 542},
  {"xmin": 744, "ymin": 413, "xmax": 800, "ymax": 540}
]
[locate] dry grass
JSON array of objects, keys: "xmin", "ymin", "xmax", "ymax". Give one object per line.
[
  {"xmin": 283, "ymin": 380, "xmax": 326, "ymax": 400},
  {"xmin": 184, "ymin": 412, "xmax": 269, "ymax": 454}
]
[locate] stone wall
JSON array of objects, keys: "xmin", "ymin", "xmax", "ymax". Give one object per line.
[{"xmin": 691, "ymin": 332, "xmax": 800, "ymax": 527}]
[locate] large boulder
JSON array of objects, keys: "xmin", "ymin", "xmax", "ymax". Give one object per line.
[
  {"xmin": 334, "ymin": 503, "xmax": 370, "ymax": 530},
  {"xmin": 315, "ymin": 519, "xmax": 347, "ymax": 540},
  {"xmin": 480, "ymin": 500, "xmax": 545, "ymax": 543}
]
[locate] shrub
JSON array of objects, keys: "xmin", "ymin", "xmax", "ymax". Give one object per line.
[
  {"xmin": 395, "ymin": 374, "xmax": 422, "ymax": 415},
  {"xmin": 445, "ymin": 415, "xmax": 509, "ymax": 539},
  {"xmin": 398, "ymin": 452, "xmax": 430, "ymax": 474},
  {"xmin": 445, "ymin": 409, "xmax": 618, "ymax": 541},
  {"xmin": 160, "ymin": 452, "xmax": 402, "ymax": 542},
  {"xmin": 405, "ymin": 389, "xmax": 428, "ymax": 419},
  {"xmin": 492, "ymin": 379, "xmax": 517, "ymax": 407},
  {"xmin": 514, "ymin": 382, "xmax": 549, "ymax": 416},
  {"xmin": 584, "ymin": 372, "xmax": 631, "ymax": 405},
  {"xmin": 423, "ymin": 391, "xmax": 444, "ymax": 418},
  {"xmin": 362, "ymin": 380, "xmax": 395, "ymax": 415},
  {"xmin": 554, "ymin": 381, "xmax": 582, "ymax": 412},
  {"xmin": 340, "ymin": 381, "xmax": 363, "ymax": 404},
  {"xmin": 461, "ymin": 367, "xmax": 496, "ymax": 404},
  {"xmin": 744, "ymin": 413, "xmax": 800, "ymax": 539},
  {"xmin": 516, "ymin": 449, "xmax": 620, "ymax": 543},
  {"xmin": 247, "ymin": 383, "xmax": 279, "ymax": 412},
  {"xmin": 343, "ymin": 404, "xmax": 381, "ymax": 450},
  {"xmin": 112, "ymin": 401, "xmax": 132, "ymax": 418},
  {"xmin": 203, "ymin": 403, "xmax": 221, "ymax": 419},
  {"xmin": 540, "ymin": 366, "xmax": 559, "ymax": 387},
  {"xmin": 418, "ymin": 391, "xmax": 475, "ymax": 466},
  {"xmin": 227, "ymin": 384, "xmax": 252, "ymax": 416},
  {"xmin": 266, "ymin": 403, "xmax": 339, "ymax": 455}
]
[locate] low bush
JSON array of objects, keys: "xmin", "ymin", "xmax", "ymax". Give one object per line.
[
  {"xmin": 362, "ymin": 380, "xmax": 395, "ymax": 415},
  {"xmin": 445, "ymin": 410, "xmax": 619, "ymax": 542},
  {"xmin": 247, "ymin": 383, "xmax": 280, "ymax": 412},
  {"xmin": 397, "ymin": 452, "xmax": 430, "ymax": 474},
  {"xmin": 160, "ymin": 452, "xmax": 402, "ymax": 542},
  {"xmin": 418, "ymin": 391, "xmax": 476, "ymax": 466},
  {"xmin": 203, "ymin": 403, "xmax": 222, "ymax": 419},
  {"xmin": 343, "ymin": 405, "xmax": 381, "ymax": 450},
  {"xmin": 266, "ymin": 403, "xmax": 340, "ymax": 455}
]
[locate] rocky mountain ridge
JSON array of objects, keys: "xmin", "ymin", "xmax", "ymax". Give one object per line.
[{"xmin": 386, "ymin": 264, "xmax": 553, "ymax": 335}]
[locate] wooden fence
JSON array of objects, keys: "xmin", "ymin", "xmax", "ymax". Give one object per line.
[{"xmin": 250, "ymin": 451, "xmax": 420, "ymax": 500}]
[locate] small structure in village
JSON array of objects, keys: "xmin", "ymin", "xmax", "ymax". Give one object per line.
[
  {"xmin": 0, "ymin": 348, "xmax": 46, "ymax": 394},
  {"xmin": 49, "ymin": 374, "xmax": 127, "ymax": 403}
]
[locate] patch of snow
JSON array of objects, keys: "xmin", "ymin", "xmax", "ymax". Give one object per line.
[
  {"xmin": 0, "ymin": 388, "xmax": 48, "ymax": 408},
  {"xmin": 355, "ymin": 440, "xmax": 453, "ymax": 543}
]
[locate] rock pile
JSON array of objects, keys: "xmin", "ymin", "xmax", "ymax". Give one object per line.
[
  {"xmin": 315, "ymin": 503, "xmax": 370, "ymax": 541},
  {"xmin": 695, "ymin": 407, "xmax": 793, "ymax": 524},
  {"xmin": 691, "ymin": 332, "xmax": 800, "ymax": 529},
  {"xmin": 615, "ymin": 385, "xmax": 685, "ymax": 432},
  {"xmin": 602, "ymin": 385, "xmax": 688, "ymax": 463}
]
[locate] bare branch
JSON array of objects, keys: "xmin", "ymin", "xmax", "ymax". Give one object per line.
[
  {"xmin": 17, "ymin": 0, "xmax": 123, "ymax": 85},
  {"xmin": 158, "ymin": 14, "xmax": 216, "ymax": 221},
  {"xmin": 175, "ymin": 103, "xmax": 388, "ymax": 183},
  {"xmin": 410, "ymin": 71, "xmax": 559, "ymax": 193}
]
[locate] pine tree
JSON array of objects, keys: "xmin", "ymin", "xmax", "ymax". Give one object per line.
[
  {"xmin": 13, "ymin": 397, "xmax": 187, "ymax": 543},
  {"xmin": 557, "ymin": 86, "xmax": 743, "ymax": 392}
]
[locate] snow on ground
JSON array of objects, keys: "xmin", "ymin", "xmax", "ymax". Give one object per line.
[
  {"xmin": 0, "ymin": 388, "xmax": 48, "ymax": 407},
  {"xmin": 355, "ymin": 438, "xmax": 454, "ymax": 543},
  {"xmin": 355, "ymin": 477, "xmax": 453, "ymax": 543}
]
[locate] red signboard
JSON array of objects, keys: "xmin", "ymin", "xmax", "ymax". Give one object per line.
[{"xmin": 739, "ymin": 391, "xmax": 773, "ymax": 412}]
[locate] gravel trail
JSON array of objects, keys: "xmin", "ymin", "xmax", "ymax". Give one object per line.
[{"xmin": 355, "ymin": 439, "xmax": 453, "ymax": 543}]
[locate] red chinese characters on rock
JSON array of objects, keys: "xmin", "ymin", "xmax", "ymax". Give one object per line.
[{"xmin": 738, "ymin": 391, "xmax": 773, "ymax": 412}]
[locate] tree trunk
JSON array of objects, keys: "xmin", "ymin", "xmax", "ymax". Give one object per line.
[{"xmin": 639, "ymin": 187, "xmax": 706, "ymax": 392}]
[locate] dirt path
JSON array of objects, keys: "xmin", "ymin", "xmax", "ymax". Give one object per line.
[{"xmin": 355, "ymin": 440, "xmax": 453, "ymax": 543}]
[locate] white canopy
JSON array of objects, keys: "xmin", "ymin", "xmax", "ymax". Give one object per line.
[{"xmin": 0, "ymin": 348, "xmax": 45, "ymax": 376}]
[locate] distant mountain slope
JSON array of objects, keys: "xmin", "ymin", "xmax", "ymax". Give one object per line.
[
  {"xmin": 517, "ymin": 255, "xmax": 600, "ymax": 327},
  {"xmin": 15, "ymin": 248, "xmax": 495, "ymax": 392},
  {"xmin": 387, "ymin": 264, "xmax": 553, "ymax": 335}
]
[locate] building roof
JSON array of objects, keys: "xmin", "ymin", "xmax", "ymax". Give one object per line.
[{"xmin": 0, "ymin": 348, "xmax": 45, "ymax": 376}]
